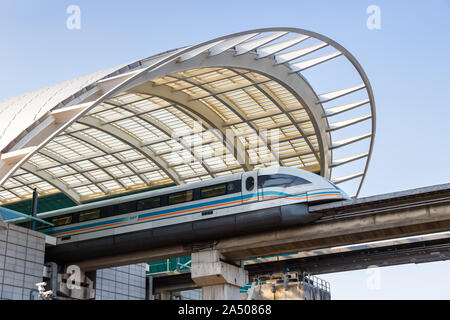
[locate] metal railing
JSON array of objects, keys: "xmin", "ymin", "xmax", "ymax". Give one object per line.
[
  {"xmin": 246, "ymin": 271, "xmax": 331, "ymax": 300},
  {"xmin": 147, "ymin": 257, "xmax": 192, "ymax": 274}
]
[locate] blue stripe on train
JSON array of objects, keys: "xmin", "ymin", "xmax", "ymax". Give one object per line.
[{"xmin": 136, "ymin": 190, "xmax": 320, "ymax": 220}]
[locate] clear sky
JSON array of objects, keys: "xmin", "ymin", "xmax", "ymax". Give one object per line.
[{"xmin": 0, "ymin": 0, "xmax": 449, "ymax": 299}]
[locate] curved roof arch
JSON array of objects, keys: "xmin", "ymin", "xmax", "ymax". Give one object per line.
[{"xmin": 0, "ymin": 27, "xmax": 376, "ymax": 206}]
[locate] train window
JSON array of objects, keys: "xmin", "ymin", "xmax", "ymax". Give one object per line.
[
  {"xmin": 113, "ymin": 201, "xmax": 137, "ymax": 215},
  {"xmin": 51, "ymin": 215, "xmax": 72, "ymax": 226},
  {"xmin": 229, "ymin": 180, "xmax": 241, "ymax": 193},
  {"xmin": 79, "ymin": 210, "xmax": 101, "ymax": 222},
  {"xmin": 201, "ymin": 184, "xmax": 227, "ymax": 199},
  {"xmin": 259, "ymin": 174, "xmax": 310, "ymax": 188},
  {"xmin": 168, "ymin": 190, "xmax": 193, "ymax": 205},
  {"xmin": 137, "ymin": 197, "xmax": 161, "ymax": 211},
  {"xmin": 246, "ymin": 177, "xmax": 255, "ymax": 191},
  {"xmin": 227, "ymin": 182, "xmax": 237, "ymax": 193}
]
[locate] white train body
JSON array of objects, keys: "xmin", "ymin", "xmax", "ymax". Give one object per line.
[{"xmin": 11, "ymin": 166, "xmax": 348, "ymax": 263}]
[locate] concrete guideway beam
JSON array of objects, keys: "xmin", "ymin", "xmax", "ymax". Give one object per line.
[
  {"xmin": 217, "ymin": 201, "xmax": 450, "ymax": 261},
  {"xmin": 191, "ymin": 250, "xmax": 248, "ymax": 300}
]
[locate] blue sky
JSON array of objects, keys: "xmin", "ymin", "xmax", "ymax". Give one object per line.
[{"xmin": 1, "ymin": 0, "xmax": 449, "ymax": 299}]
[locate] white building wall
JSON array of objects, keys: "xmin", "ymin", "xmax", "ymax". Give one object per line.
[
  {"xmin": 95, "ymin": 263, "xmax": 147, "ymax": 300},
  {"xmin": 0, "ymin": 224, "xmax": 45, "ymax": 300}
]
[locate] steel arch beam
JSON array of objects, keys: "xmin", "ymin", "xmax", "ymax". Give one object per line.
[
  {"xmin": 102, "ymin": 101, "xmax": 216, "ymax": 179},
  {"xmin": 0, "ymin": 27, "xmax": 375, "ymax": 204},
  {"xmin": 127, "ymin": 82, "xmax": 253, "ymax": 172},
  {"xmin": 36, "ymin": 147, "xmax": 111, "ymax": 194},
  {"xmin": 21, "ymin": 162, "xmax": 81, "ymax": 204},
  {"xmin": 166, "ymin": 73, "xmax": 280, "ymax": 164},
  {"xmin": 77, "ymin": 116, "xmax": 183, "ymax": 184},
  {"xmin": 130, "ymin": 50, "xmax": 330, "ymax": 177},
  {"xmin": 66, "ymin": 130, "xmax": 148, "ymax": 187}
]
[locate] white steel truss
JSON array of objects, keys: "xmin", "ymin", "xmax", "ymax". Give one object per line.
[{"xmin": 0, "ymin": 28, "xmax": 375, "ymax": 205}]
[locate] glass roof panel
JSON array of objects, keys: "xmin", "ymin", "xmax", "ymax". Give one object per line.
[{"xmin": 1, "ymin": 66, "xmax": 323, "ymax": 205}]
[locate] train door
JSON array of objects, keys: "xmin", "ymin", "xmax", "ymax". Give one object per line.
[{"xmin": 241, "ymin": 171, "xmax": 259, "ymax": 203}]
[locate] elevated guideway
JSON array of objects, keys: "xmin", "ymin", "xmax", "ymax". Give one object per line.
[
  {"xmin": 63, "ymin": 182, "xmax": 450, "ymax": 271},
  {"xmin": 150, "ymin": 232, "xmax": 450, "ymax": 294},
  {"xmin": 40, "ymin": 182, "xmax": 450, "ymax": 299},
  {"xmin": 245, "ymin": 231, "xmax": 450, "ymax": 275}
]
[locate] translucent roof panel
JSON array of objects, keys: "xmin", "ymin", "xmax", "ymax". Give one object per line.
[
  {"xmin": 0, "ymin": 67, "xmax": 321, "ymax": 203},
  {"xmin": 0, "ymin": 28, "xmax": 375, "ymax": 205}
]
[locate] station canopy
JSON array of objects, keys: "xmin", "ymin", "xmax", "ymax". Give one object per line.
[{"xmin": 0, "ymin": 28, "xmax": 376, "ymax": 207}]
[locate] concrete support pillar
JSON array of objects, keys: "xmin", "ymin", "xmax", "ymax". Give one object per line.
[
  {"xmin": 159, "ymin": 291, "xmax": 171, "ymax": 300},
  {"xmin": 191, "ymin": 250, "xmax": 248, "ymax": 300}
]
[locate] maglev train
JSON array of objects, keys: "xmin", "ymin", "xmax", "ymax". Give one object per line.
[{"xmin": 11, "ymin": 166, "xmax": 349, "ymax": 263}]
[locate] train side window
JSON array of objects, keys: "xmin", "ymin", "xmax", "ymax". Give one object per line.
[
  {"xmin": 200, "ymin": 184, "xmax": 227, "ymax": 199},
  {"xmin": 51, "ymin": 215, "xmax": 72, "ymax": 226},
  {"xmin": 114, "ymin": 201, "xmax": 137, "ymax": 215},
  {"xmin": 246, "ymin": 177, "xmax": 255, "ymax": 191},
  {"xmin": 79, "ymin": 210, "xmax": 101, "ymax": 222},
  {"xmin": 101, "ymin": 205, "xmax": 115, "ymax": 218},
  {"xmin": 168, "ymin": 190, "xmax": 193, "ymax": 205},
  {"xmin": 260, "ymin": 174, "xmax": 310, "ymax": 188},
  {"xmin": 227, "ymin": 182, "xmax": 234, "ymax": 193},
  {"xmin": 137, "ymin": 197, "xmax": 161, "ymax": 211},
  {"xmin": 231, "ymin": 180, "xmax": 241, "ymax": 193},
  {"xmin": 193, "ymin": 188, "xmax": 201, "ymax": 201}
]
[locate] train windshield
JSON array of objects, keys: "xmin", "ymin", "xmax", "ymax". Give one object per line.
[{"xmin": 259, "ymin": 174, "xmax": 310, "ymax": 188}]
